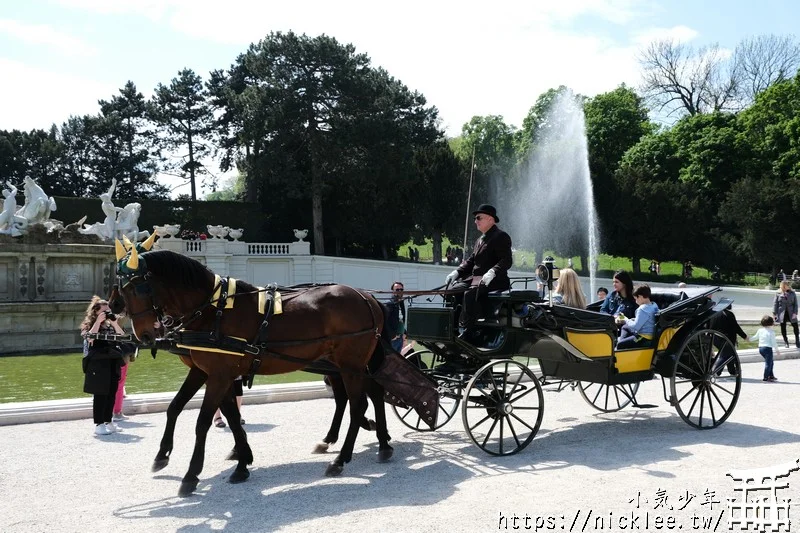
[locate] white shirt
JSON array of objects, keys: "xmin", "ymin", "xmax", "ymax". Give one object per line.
[{"xmin": 749, "ymin": 327, "xmax": 778, "ymax": 350}]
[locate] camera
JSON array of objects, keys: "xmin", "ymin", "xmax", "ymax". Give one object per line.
[{"xmin": 104, "ymin": 311, "xmax": 117, "ymax": 321}]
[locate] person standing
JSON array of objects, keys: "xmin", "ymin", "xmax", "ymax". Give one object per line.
[
  {"xmin": 750, "ymin": 316, "xmax": 780, "ymax": 382},
  {"xmin": 81, "ymin": 296, "xmax": 126, "ymax": 436},
  {"xmin": 773, "ymin": 281, "xmax": 800, "ymax": 348},
  {"xmin": 445, "ymin": 204, "xmax": 512, "ymax": 341},
  {"xmin": 385, "ymin": 281, "xmax": 406, "ymax": 352}
]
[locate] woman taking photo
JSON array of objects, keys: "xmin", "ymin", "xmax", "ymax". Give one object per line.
[
  {"xmin": 773, "ymin": 281, "xmax": 800, "ymax": 349},
  {"xmin": 81, "ymin": 296, "xmax": 126, "ymax": 436},
  {"xmin": 599, "ymin": 270, "xmax": 637, "ymax": 319}
]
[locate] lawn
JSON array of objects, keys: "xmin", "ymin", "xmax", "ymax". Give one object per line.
[
  {"xmin": 399, "ymin": 238, "xmax": 771, "ymax": 286},
  {"xmin": 0, "ymin": 352, "xmax": 320, "ymax": 404}
]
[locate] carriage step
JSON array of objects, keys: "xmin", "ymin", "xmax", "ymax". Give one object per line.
[{"xmin": 632, "ymin": 403, "xmax": 658, "ymax": 409}]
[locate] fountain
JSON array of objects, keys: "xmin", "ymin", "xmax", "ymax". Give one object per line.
[{"xmin": 497, "ymin": 89, "xmax": 601, "ymax": 297}]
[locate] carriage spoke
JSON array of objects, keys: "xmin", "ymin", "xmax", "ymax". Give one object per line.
[
  {"xmin": 481, "ymin": 417, "xmax": 501, "ymax": 449},
  {"xmin": 509, "ymin": 412, "xmax": 536, "ymax": 432}
]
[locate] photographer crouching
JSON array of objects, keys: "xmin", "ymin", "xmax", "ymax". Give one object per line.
[{"xmin": 80, "ymin": 296, "xmax": 130, "ymax": 436}]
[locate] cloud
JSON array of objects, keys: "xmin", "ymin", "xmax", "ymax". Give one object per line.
[
  {"xmin": 631, "ymin": 25, "xmax": 700, "ymax": 47},
  {"xmin": 0, "ymin": 18, "xmax": 98, "ymax": 57},
  {"xmin": 0, "ymin": 58, "xmax": 111, "ymax": 130}
]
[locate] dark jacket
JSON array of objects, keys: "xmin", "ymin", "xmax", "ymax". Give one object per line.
[
  {"xmin": 83, "ymin": 338, "xmax": 124, "ymax": 395},
  {"xmin": 709, "ymin": 309, "xmax": 747, "ymax": 345},
  {"xmin": 385, "ymin": 298, "xmax": 406, "ymax": 337},
  {"xmin": 456, "ymin": 225, "xmax": 512, "ymax": 290}
]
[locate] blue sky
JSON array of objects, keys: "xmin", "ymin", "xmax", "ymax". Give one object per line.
[{"xmin": 1, "ymin": 0, "xmax": 797, "ymax": 195}]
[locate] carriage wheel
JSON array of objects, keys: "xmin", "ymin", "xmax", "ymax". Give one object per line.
[
  {"xmin": 462, "ymin": 359, "xmax": 544, "ymax": 456},
  {"xmin": 391, "ymin": 350, "xmax": 461, "ymax": 431},
  {"xmin": 670, "ymin": 329, "xmax": 741, "ymax": 429},
  {"xmin": 578, "ymin": 382, "xmax": 641, "ymax": 412}
]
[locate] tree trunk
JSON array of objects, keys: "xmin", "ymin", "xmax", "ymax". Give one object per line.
[
  {"xmin": 244, "ymin": 145, "xmax": 258, "ymax": 203},
  {"xmin": 580, "ymin": 254, "xmax": 588, "ymax": 275},
  {"xmin": 312, "ymin": 184, "xmax": 324, "ymax": 255},
  {"xmin": 381, "ymin": 244, "xmax": 389, "ymax": 260},
  {"xmin": 631, "ymin": 257, "xmax": 641, "ymax": 274},
  {"xmin": 432, "ymin": 228, "xmax": 443, "ymax": 265},
  {"xmin": 187, "ymin": 128, "xmax": 196, "ymax": 202}
]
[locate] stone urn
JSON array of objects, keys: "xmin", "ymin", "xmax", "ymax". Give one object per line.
[
  {"xmin": 157, "ymin": 224, "xmax": 180, "ymax": 238},
  {"xmin": 206, "ymin": 225, "xmax": 228, "ymax": 239},
  {"xmin": 228, "ymin": 228, "xmax": 244, "ymax": 241}
]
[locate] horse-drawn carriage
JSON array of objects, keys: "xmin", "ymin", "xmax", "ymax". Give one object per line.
[{"xmin": 393, "ymin": 276, "xmax": 742, "ymax": 456}]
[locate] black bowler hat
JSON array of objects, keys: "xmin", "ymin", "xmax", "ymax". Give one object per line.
[{"xmin": 472, "ymin": 204, "xmax": 499, "ymax": 223}]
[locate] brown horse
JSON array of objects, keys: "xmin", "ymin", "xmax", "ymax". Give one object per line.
[{"xmin": 112, "ymin": 246, "xmax": 395, "ymax": 496}]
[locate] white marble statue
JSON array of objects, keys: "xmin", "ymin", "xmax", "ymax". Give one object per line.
[
  {"xmin": 16, "ymin": 177, "xmax": 57, "ymax": 226},
  {"xmin": 0, "ymin": 182, "xmax": 24, "ymax": 236},
  {"xmin": 79, "ymin": 179, "xmax": 122, "ymax": 241},
  {"xmin": 115, "ymin": 202, "xmax": 149, "ymax": 241}
]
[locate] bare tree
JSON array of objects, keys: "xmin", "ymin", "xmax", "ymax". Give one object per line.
[
  {"xmin": 733, "ymin": 34, "xmax": 800, "ymax": 101},
  {"xmin": 639, "ymin": 39, "xmax": 740, "ymax": 118}
]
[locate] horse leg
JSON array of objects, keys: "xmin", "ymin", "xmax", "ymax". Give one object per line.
[
  {"xmin": 325, "ymin": 374, "xmax": 368, "ymax": 477},
  {"xmin": 153, "ymin": 366, "xmax": 207, "ymax": 472},
  {"xmin": 218, "ymin": 389, "xmax": 253, "ymax": 484},
  {"xmin": 313, "ymin": 375, "xmax": 349, "ymax": 454},
  {"xmin": 179, "ymin": 379, "xmax": 229, "ymax": 497},
  {"xmin": 367, "ymin": 379, "xmax": 393, "ymax": 462}
]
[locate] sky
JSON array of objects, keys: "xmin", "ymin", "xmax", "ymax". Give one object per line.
[{"xmin": 1, "ymin": 0, "xmax": 798, "ymax": 197}]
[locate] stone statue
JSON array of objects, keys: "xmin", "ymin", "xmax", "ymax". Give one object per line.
[
  {"xmin": 115, "ymin": 202, "xmax": 149, "ymax": 242},
  {"xmin": 16, "ymin": 177, "xmax": 57, "ymax": 226},
  {"xmin": 0, "ymin": 182, "xmax": 23, "ymax": 236},
  {"xmin": 293, "ymin": 229, "xmax": 308, "ymax": 242},
  {"xmin": 79, "ymin": 179, "xmax": 122, "ymax": 241}
]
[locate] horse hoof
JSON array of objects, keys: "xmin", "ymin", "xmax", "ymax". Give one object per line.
[
  {"xmin": 325, "ymin": 463, "xmax": 344, "ymax": 477},
  {"xmin": 312, "ymin": 442, "xmax": 330, "ymax": 454},
  {"xmin": 152, "ymin": 458, "xmax": 169, "ymax": 472},
  {"xmin": 178, "ymin": 479, "xmax": 198, "ymax": 497},
  {"xmin": 229, "ymin": 468, "xmax": 250, "ymax": 484},
  {"xmin": 377, "ymin": 448, "xmax": 394, "ymax": 463},
  {"xmin": 226, "ymin": 448, "xmax": 239, "ymax": 461}
]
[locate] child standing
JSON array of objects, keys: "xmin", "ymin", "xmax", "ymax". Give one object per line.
[
  {"xmin": 616, "ymin": 285, "xmax": 659, "ymax": 349},
  {"xmin": 749, "ymin": 315, "xmax": 780, "ymax": 382}
]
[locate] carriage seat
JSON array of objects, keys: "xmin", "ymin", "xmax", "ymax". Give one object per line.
[{"xmin": 650, "ymin": 291, "xmax": 687, "ymax": 311}]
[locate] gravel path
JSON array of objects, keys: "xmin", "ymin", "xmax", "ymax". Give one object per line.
[{"xmin": 2, "ymin": 360, "xmax": 799, "ymax": 533}]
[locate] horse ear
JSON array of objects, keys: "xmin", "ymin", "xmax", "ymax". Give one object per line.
[
  {"xmin": 141, "ymin": 232, "xmax": 157, "ymax": 251},
  {"xmin": 122, "ymin": 235, "xmax": 133, "ymax": 250},
  {"xmin": 114, "ymin": 239, "xmax": 127, "ymax": 261},
  {"xmin": 126, "ymin": 245, "xmax": 139, "ymax": 271}
]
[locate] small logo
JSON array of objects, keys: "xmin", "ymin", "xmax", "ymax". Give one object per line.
[{"xmin": 727, "ymin": 459, "xmax": 798, "ymax": 532}]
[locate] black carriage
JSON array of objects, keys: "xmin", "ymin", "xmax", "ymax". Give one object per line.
[{"xmin": 395, "ymin": 279, "xmax": 742, "ymax": 456}]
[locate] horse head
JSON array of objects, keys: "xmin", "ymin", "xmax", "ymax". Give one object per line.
[{"xmin": 114, "ymin": 235, "xmax": 214, "ymax": 344}]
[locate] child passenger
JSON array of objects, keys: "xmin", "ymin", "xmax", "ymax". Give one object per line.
[
  {"xmin": 616, "ymin": 285, "xmax": 659, "ymax": 349},
  {"xmin": 749, "ymin": 315, "xmax": 780, "ymax": 382}
]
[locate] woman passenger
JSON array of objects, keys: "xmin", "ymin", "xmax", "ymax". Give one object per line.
[
  {"xmin": 551, "ymin": 268, "xmax": 587, "ymax": 308},
  {"xmin": 599, "ymin": 270, "xmax": 637, "ymax": 319}
]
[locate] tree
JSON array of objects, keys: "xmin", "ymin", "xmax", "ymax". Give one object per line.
[
  {"xmin": 639, "ymin": 39, "xmax": 740, "ymax": 117},
  {"xmin": 150, "ymin": 69, "xmax": 214, "ymax": 201},
  {"xmin": 733, "ymin": 34, "xmax": 800, "ymax": 101},
  {"xmin": 514, "ymin": 86, "xmax": 570, "ymax": 159},
  {"xmin": 96, "ymin": 81, "xmax": 165, "ymax": 198}
]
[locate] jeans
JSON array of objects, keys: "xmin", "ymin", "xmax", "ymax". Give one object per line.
[{"xmin": 759, "ymin": 347, "xmax": 774, "ymax": 380}]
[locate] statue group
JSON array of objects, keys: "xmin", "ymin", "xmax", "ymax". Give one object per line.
[
  {"xmin": 78, "ymin": 179, "xmax": 149, "ymax": 242},
  {"xmin": 0, "ymin": 177, "xmax": 59, "ymax": 237}
]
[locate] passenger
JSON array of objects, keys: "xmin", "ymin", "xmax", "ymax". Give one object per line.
[
  {"xmin": 550, "ymin": 268, "xmax": 586, "ymax": 308},
  {"xmin": 445, "ymin": 203, "xmax": 512, "ymax": 341},
  {"xmin": 596, "ymin": 287, "xmax": 608, "ymax": 301},
  {"xmin": 599, "ymin": 270, "xmax": 637, "ymax": 319},
  {"xmin": 616, "ymin": 285, "xmax": 659, "ymax": 349}
]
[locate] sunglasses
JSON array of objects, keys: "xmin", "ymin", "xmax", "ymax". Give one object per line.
[
  {"xmin": 474, "ymin": 215, "xmax": 484, "ymax": 221},
  {"xmin": 393, "ymin": 288, "xmax": 404, "ymax": 292}
]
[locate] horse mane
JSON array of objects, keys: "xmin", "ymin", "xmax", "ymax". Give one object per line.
[{"xmin": 141, "ymin": 250, "xmax": 215, "ymax": 290}]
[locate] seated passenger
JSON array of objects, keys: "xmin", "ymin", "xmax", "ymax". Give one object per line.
[
  {"xmin": 616, "ymin": 285, "xmax": 659, "ymax": 349},
  {"xmin": 599, "ymin": 270, "xmax": 637, "ymax": 319},
  {"xmin": 550, "ymin": 268, "xmax": 587, "ymax": 308}
]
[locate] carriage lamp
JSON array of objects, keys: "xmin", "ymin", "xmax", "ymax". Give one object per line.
[{"xmin": 535, "ymin": 257, "xmax": 560, "ymax": 304}]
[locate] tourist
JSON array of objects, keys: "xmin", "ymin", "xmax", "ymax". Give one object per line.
[
  {"xmin": 81, "ymin": 296, "xmax": 126, "ymax": 436},
  {"xmin": 599, "ymin": 270, "xmax": 637, "ymax": 319},
  {"xmin": 551, "ymin": 268, "xmax": 587, "ymax": 308},
  {"xmin": 750, "ymin": 316, "xmax": 780, "ymax": 382},
  {"xmin": 596, "ymin": 287, "xmax": 609, "ymax": 301},
  {"xmin": 445, "ymin": 204, "xmax": 512, "ymax": 342},
  {"xmin": 616, "ymin": 285, "xmax": 658, "ymax": 349},
  {"xmin": 214, "ymin": 376, "xmax": 245, "ymax": 428},
  {"xmin": 773, "ymin": 280, "xmax": 799, "ymax": 349}
]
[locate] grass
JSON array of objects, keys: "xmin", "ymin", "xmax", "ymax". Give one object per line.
[
  {"xmin": 0, "ymin": 352, "xmax": 320, "ymax": 404},
  {"xmin": 400, "ymin": 238, "xmax": 771, "ymax": 287}
]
